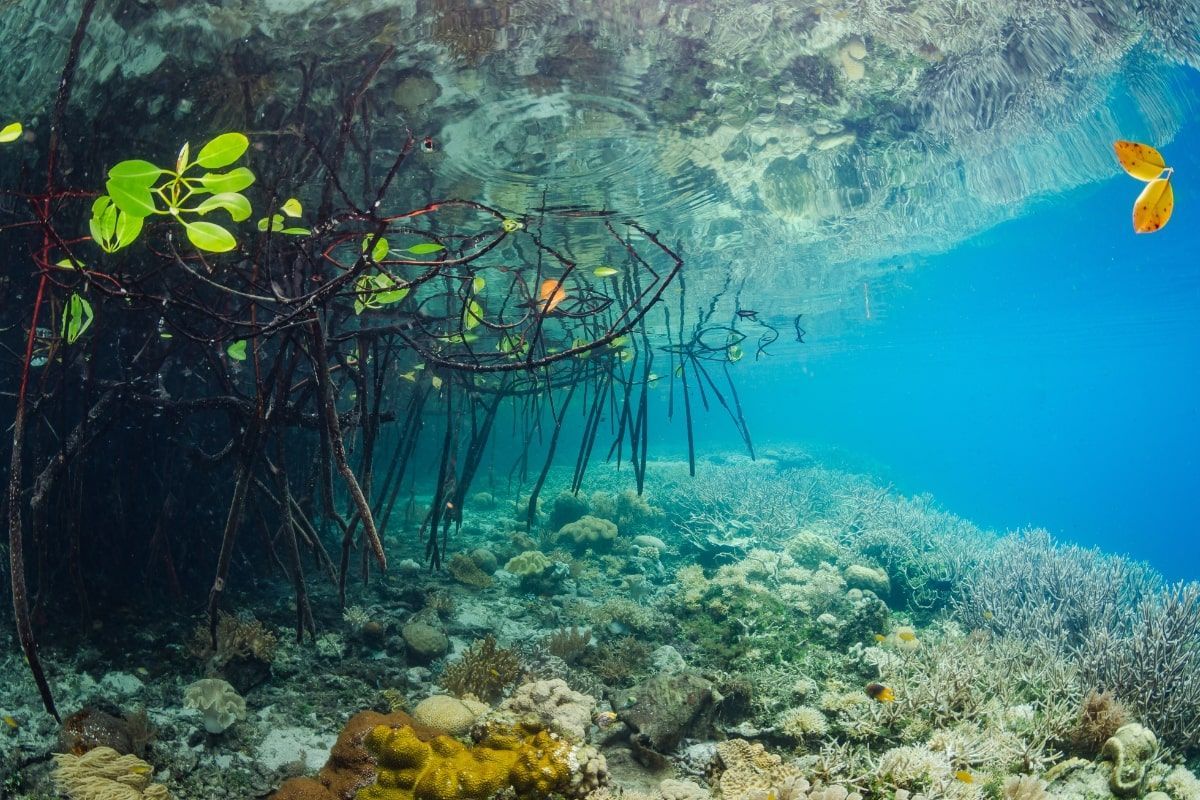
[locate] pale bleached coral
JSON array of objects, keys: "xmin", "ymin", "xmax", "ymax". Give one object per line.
[
  {"xmin": 777, "ymin": 706, "xmax": 831, "ymax": 740},
  {"xmin": 491, "ymin": 679, "xmax": 596, "ymax": 741}
]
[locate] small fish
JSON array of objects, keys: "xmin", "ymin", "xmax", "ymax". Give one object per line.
[
  {"xmin": 866, "ymin": 682, "xmax": 895, "ymax": 703},
  {"xmin": 593, "ymin": 711, "xmax": 618, "ymax": 729},
  {"xmin": 874, "ymin": 634, "xmax": 886, "ymax": 643},
  {"xmin": 897, "ymin": 630, "xmax": 917, "ymax": 643},
  {"xmin": 955, "ymin": 770, "xmax": 974, "ymax": 784},
  {"xmin": 2, "ymin": 715, "xmax": 17, "ymax": 729},
  {"xmin": 538, "ymin": 279, "xmax": 568, "ymax": 314}
]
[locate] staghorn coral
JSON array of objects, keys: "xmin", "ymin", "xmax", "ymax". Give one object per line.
[
  {"xmin": 52, "ymin": 746, "xmax": 170, "ymax": 800},
  {"xmin": 440, "ymin": 635, "xmax": 523, "ymax": 702},
  {"xmin": 1080, "ymin": 582, "xmax": 1200, "ymax": 754}
]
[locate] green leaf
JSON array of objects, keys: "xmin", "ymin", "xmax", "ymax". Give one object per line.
[
  {"xmin": 90, "ymin": 196, "xmax": 117, "ymax": 244},
  {"xmin": 184, "ymin": 220, "xmax": 237, "ymax": 253},
  {"xmin": 406, "ymin": 242, "xmax": 445, "ymax": 255},
  {"xmin": 55, "ymin": 258, "xmax": 81, "ymax": 270},
  {"xmin": 727, "ymin": 344, "xmax": 744, "ymax": 362},
  {"xmin": 472, "ymin": 275, "xmax": 486, "ymax": 293},
  {"xmin": 281, "ymin": 198, "xmax": 303, "ymax": 217},
  {"xmin": 258, "ymin": 214, "xmax": 283, "ymax": 232},
  {"xmin": 175, "ymin": 141, "xmax": 190, "ymax": 174},
  {"xmin": 226, "ymin": 339, "xmax": 247, "ymax": 361},
  {"xmin": 0, "ymin": 122, "xmax": 22, "ymax": 143},
  {"xmin": 62, "ymin": 294, "xmax": 93, "ymax": 344},
  {"xmin": 196, "ymin": 133, "xmax": 249, "ymax": 169},
  {"xmin": 198, "ymin": 167, "xmax": 256, "ymax": 193},
  {"xmin": 115, "ymin": 208, "xmax": 143, "ymax": 248},
  {"xmin": 195, "ymin": 192, "xmax": 252, "ymax": 222},
  {"xmin": 106, "ymin": 177, "xmax": 157, "ymax": 218},
  {"xmin": 282, "ymin": 227, "xmax": 310, "ymax": 236},
  {"xmin": 463, "ymin": 298, "xmax": 484, "ymax": 330},
  {"xmin": 107, "ymin": 159, "xmax": 163, "ymax": 184},
  {"xmin": 362, "ymin": 236, "xmax": 389, "ymax": 262},
  {"xmin": 593, "ymin": 265, "xmax": 619, "ymax": 278}
]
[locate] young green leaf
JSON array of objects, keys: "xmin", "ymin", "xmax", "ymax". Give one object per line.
[
  {"xmin": 593, "ymin": 265, "xmax": 620, "ymax": 278},
  {"xmin": 195, "ymin": 192, "xmax": 252, "ymax": 222},
  {"xmin": 463, "ymin": 298, "xmax": 485, "ymax": 330},
  {"xmin": 175, "ymin": 141, "xmax": 190, "ymax": 174},
  {"xmin": 198, "ymin": 167, "xmax": 256, "ymax": 193},
  {"xmin": 362, "ymin": 236, "xmax": 389, "ymax": 262},
  {"xmin": 105, "ymin": 178, "xmax": 157, "ymax": 218},
  {"xmin": 258, "ymin": 214, "xmax": 284, "ymax": 232},
  {"xmin": 196, "ymin": 133, "xmax": 250, "ymax": 169},
  {"xmin": 62, "ymin": 294, "xmax": 94, "ymax": 344},
  {"xmin": 55, "ymin": 258, "xmax": 81, "ymax": 270},
  {"xmin": 0, "ymin": 122, "xmax": 23, "ymax": 143},
  {"xmin": 107, "ymin": 159, "xmax": 163, "ymax": 184},
  {"xmin": 184, "ymin": 221, "xmax": 237, "ymax": 253},
  {"xmin": 226, "ymin": 339, "xmax": 248, "ymax": 361},
  {"xmin": 281, "ymin": 198, "xmax": 303, "ymax": 217},
  {"xmin": 281, "ymin": 227, "xmax": 310, "ymax": 236},
  {"xmin": 472, "ymin": 275, "xmax": 486, "ymax": 293},
  {"xmin": 406, "ymin": 242, "xmax": 445, "ymax": 255}
]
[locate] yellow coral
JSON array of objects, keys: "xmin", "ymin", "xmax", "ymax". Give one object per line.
[{"xmin": 355, "ymin": 723, "xmax": 575, "ymax": 800}]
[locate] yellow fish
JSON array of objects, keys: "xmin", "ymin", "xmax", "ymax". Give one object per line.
[
  {"xmin": 2, "ymin": 715, "xmax": 18, "ymax": 729},
  {"xmin": 955, "ymin": 770, "xmax": 974, "ymax": 784}
]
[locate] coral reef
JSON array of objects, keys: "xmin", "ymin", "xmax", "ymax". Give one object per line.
[
  {"xmin": 355, "ymin": 720, "xmax": 600, "ymax": 800},
  {"xmin": 182, "ymin": 678, "xmax": 245, "ymax": 734},
  {"xmin": 447, "ymin": 552, "xmax": 494, "ymax": 589},
  {"xmin": 487, "ymin": 679, "xmax": 596, "ymax": 742},
  {"xmin": 440, "ymin": 635, "xmax": 523, "ymax": 702},
  {"xmin": 412, "ymin": 696, "xmax": 489, "ymax": 737},
  {"xmin": 557, "ymin": 515, "xmax": 619, "ymax": 550},
  {"xmin": 52, "ymin": 746, "xmax": 170, "ymax": 800},
  {"xmin": 402, "ymin": 622, "xmax": 451, "ymax": 662},
  {"xmin": 543, "ymin": 626, "xmax": 592, "ymax": 665},
  {"xmin": 1100, "ymin": 723, "xmax": 1158, "ymax": 797}
]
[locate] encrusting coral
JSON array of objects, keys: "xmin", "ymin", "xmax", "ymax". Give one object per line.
[
  {"xmin": 52, "ymin": 746, "xmax": 171, "ymax": 800},
  {"xmin": 355, "ymin": 719, "xmax": 604, "ymax": 800},
  {"xmin": 412, "ymin": 695, "xmax": 489, "ymax": 737}
]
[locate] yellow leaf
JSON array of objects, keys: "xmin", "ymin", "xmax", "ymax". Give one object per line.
[
  {"xmin": 1114, "ymin": 140, "xmax": 1167, "ymax": 182},
  {"xmin": 1132, "ymin": 177, "xmax": 1173, "ymax": 234},
  {"xmin": 0, "ymin": 122, "xmax": 22, "ymax": 143}
]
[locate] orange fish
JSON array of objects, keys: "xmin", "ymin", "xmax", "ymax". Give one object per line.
[
  {"xmin": 539, "ymin": 279, "xmax": 568, "ymax": 314},
  {"xmin": 866, "ymin": 682, "xmax": 895, "ymax": 703}
]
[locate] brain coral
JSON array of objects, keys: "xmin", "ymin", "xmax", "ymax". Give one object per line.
[
  {"xmin": 557, "ymin": 515, "xmax": 618, "ymax": 550},
  {"xmin": 413, "ymin": 695, "xmax": 489, "ymax": 736}
]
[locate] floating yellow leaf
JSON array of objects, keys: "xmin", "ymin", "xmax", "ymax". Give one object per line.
[
  {"xmin": 1132, "ymin": 177, "xmax": 1173, "ymax": 234},
  {"xmin": 1114, "ymin": 140, "xmax": 1167, "ymax": 182},
  {"xmin": 539, "ymin": 279, "xmax": 568, "ymax": 314}
]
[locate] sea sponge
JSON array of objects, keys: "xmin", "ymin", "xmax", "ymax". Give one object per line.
[
  {"xmin": 52, "ymin": 746, "xmax": 170, "ymax": 800},
  {"xmin": 1101, "ymin": 723, "xmax": 1158, "ymax": 797},
  {"xmin": 183, "ymin": 678, "xmax": 245, "ymax": 734},
  {"xmin": 412, "ymin": 695, "xmax": 489, "ymax": 736},
  {"xmin": 557, "ymin": 515, "xmax": 618, "ymax": 550},
  {"xmin": 355, "ymin": 722, "xmax": 582, "ymax": 800},
  {"xmin": 776, "ymin": 705, "xmax": 829, "ymax": 739}
]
